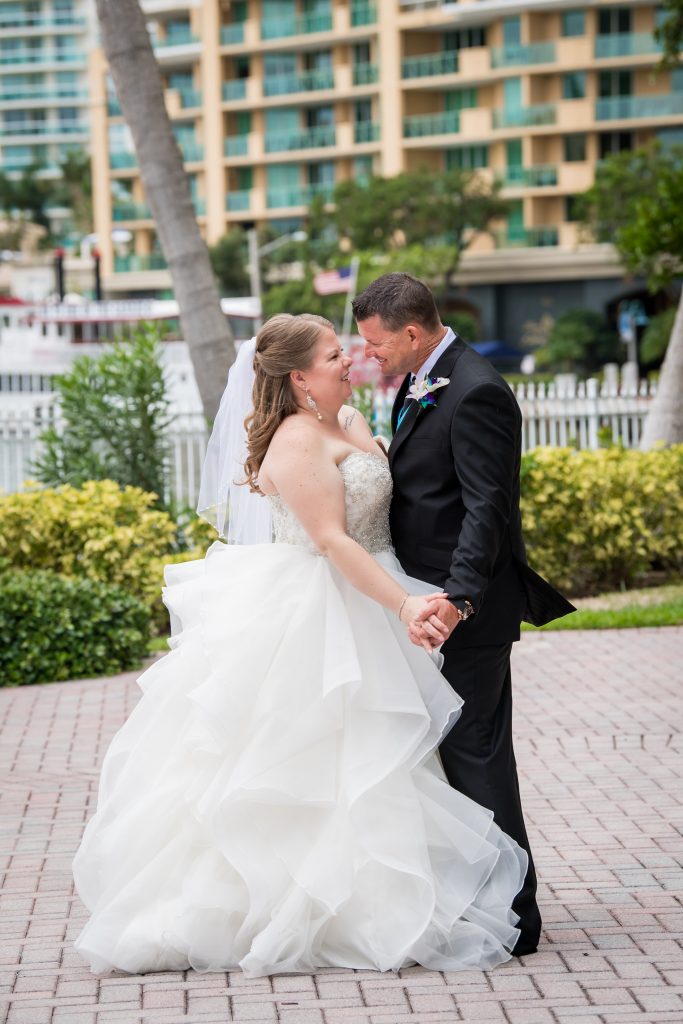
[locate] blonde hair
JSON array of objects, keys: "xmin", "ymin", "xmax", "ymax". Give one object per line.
[{"xmin": 244, "ymin": 313, "xmax": 333, "ymax": 492}]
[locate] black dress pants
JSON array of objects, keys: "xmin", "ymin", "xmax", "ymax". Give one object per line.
[{"xmin": 438, "ymin": 641, "xmax": 541, "ymax": 953}]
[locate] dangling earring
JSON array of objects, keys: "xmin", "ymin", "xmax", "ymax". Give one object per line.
[{"xmin": 304, "ymin": 385, "xmax": 323, "ymax": 421}]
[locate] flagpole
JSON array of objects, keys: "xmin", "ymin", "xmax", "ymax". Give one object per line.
[{"xmin": 341, "ymin": 256, "xmax": 361, "ymax": 340}]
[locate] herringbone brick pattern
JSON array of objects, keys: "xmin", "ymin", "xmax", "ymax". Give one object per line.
[{"xmin": 0, "ymin": 627, "xmax": 681, "ymax": 1023}]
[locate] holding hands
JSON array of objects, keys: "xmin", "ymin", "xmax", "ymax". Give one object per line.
[{"xmin": 398, "ymin": 593, "xmax": 460, "ymax": 652}]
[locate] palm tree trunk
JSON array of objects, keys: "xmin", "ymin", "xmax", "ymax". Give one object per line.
[
  {"xmin": 640, "ymin": 289, "xmax": 683, "ymax": 448},
  {"xmin": 94, "ymin": 0, "xmax": 235, "ymax": 421}
]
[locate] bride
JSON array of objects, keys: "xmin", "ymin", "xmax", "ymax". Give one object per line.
[{"xmin": 73, "ymin": 313, "xmax": 527, "ymax": 978}]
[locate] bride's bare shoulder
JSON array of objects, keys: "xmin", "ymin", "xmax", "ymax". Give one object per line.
[{"xmin": 264, "ymin": 415, "xmax": 325, "ymax": 468}]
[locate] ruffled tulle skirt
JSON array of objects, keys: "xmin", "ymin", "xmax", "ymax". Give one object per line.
[{"xmin": 73, "ymin": 541, "xmax": 527, "ymax": 977}]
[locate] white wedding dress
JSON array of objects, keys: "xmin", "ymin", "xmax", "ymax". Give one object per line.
[{"xmin": 73, "ymin": 452, "xmax": 527, "ymax": 977}]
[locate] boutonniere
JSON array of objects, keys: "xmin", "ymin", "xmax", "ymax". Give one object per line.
[{"xmin": 407, "ymin": 376, "xmax": 450, "ymax": 410}]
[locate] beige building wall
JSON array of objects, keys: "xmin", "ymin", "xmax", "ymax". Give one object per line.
[{"xmin": 89, "ymin": 0, "xmax": 676, "ymax": 294}]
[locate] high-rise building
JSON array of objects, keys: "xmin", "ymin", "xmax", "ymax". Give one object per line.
[
  {"xmin": 0, "ymin": 0, "xmax": 95, "ymax": 182},
  {"xmin": 90, "ymin": 0, "xmax": 679, "ymax": 339}
]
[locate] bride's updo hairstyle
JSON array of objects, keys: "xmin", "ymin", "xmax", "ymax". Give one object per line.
[{"xmin": 244, "ymin": 312, "xmax": 333, "ymax": 492}]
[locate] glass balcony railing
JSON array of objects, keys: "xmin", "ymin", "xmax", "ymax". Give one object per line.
[
  {"xmin": 154, "ymin": 29, "xmax": 199, "ymax": 48},
  {"xmin": 351, "ymin": 3, "xmax": 377, "ymax": 26},
  {"xmin": 0, "ymin": 84, "xmax": 87, "ymax": 101},
  {"xmin": 0, "ymin": 14, "xmax": 86, "ymax": 29},
  {"xmin": 594, "ymin": 32, "xmax": 662, "ymax": 58},
  {"xmin": 354, "ymin": 121, "xmax": 380, "ymax": 143},
  {"xmin": 178, "ymin": 88, "xmax": 202, "ymax": 108},
  {"xmin": 179, "ymin": 140, "xmax": 204, "ymax": 161},
  {"xmin": 266, "ymin": 183, "xmax": 335, "ymax": 209},
  {"xmin": 263, "ymin": 68, "xmax": 334, "ymax": 97},
  {"xmin": 222, "ymin": 79, "xmax": 247, "ymax": 101},
  {"xmin": 495, "ymin": 226, "xmax": 559, "ymax": 248},
  {"xmin": 491, "ymin": 42, "xmax": 555, "ymax": 68},
  {"xmin": 261, "ymin": 11, "xmax": 333, "ymax": 40},
  {"xmin": 0, "ymin": 49, "xmax": 85, "ymax": 66},
  {"xmin": 114, "ymin": 254, "xmax": 167, "ymax": 273},
  {"xmin": 224, "ymin": 135, "xmax": 248, "ymax": 157},
  {"xmin": 112, "ymin": 202, "xmax": 152, "ymax": 221},
  {"xmin": 107, "ymin": 97, "xmax": 122, "ymax": 116},
  {"xmin": 492, "ymin": 103, "xmax": 556, "ymax": 128},
  {"xmin": 265, "ymin": 125, "xmax": 336, "ymax": 153},
  {"xmin": 402, "ymin": 51, "xmax": 459, "ymax": 79},
  {"xmin": 220, "ymin": 23, "xmax": 245, "ymax": 46},
  {"xmin": 226, "ymin": 190, "xmax": 251, "ymax": 211},
  {"xmin": 403, "ymin": 111, "xmax": 460, "ymax": 138},
  {"xmin": 353, "ymin": 62, "xmax": 378, "ymax": 86},
  {"xmin": 502, "ymin": 164, "xmax": 558, "ymax": 187},
  {"xmin": 193, "ymin": 197, "xmax": 206, "ymax": 215},
  {"xmin": 595, "ymin": 93, "xmax": 683, "ymax": 120},
  {"xmin": 0, "ymin": 121, "xmax": 88, "ymax": 136},
  {"xmin": 110, "ymin": 151, "xmax": 138, "ymax": 169}
]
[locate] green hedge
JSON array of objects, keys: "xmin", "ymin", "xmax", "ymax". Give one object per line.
[
  {"xmin": 0, "ymin": 570, "xmax": 150, "ymax": 687},
  {"xmin": 521, "ymin": 446, "xmax": 683, "ymax": 594}
]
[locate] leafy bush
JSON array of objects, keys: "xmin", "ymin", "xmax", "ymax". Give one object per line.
[
  {"xmin": 0, "ymin": 480, "xmax": 177, "ymax": 612},
  {"xmin": 0, "ymin": 570, "xmax": 150, "ymax": 687},
  {"xmin": 521, "ymin": 446, "xmax": 683, "ymax": 594},
  {"xmin": 640, "ymin": 307, "xmax": 676, "ymax": 366},
  {"xmin": 534, "ymin": 309, "xmax": 621, "ymax": 374}
]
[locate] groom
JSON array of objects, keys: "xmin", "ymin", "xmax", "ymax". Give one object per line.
[{"xmin": 353, "ymin": 273, "xmax": 574, "ymax": 956}]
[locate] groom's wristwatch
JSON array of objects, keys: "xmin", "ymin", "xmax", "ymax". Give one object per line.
[{"xmin": 450, "ymin": 597, "xmax": 475, "ymax": 622}]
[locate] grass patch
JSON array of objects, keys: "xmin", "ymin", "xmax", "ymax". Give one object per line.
[{"xmin": 523, "ymin": 596, "xmax": 683, "ymax": 631}]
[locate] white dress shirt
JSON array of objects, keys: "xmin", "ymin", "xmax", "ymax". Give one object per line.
[{"xmin": 414, "ymin": 326, "xmax": 456, "ymax": 382}]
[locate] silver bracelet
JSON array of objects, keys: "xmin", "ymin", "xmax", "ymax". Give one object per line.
[{"xmin": 397, "ymin": 595, "xmax": 409, "ymax": 620}]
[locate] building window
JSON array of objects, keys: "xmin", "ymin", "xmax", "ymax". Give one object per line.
[
  {"xmin": 561, "ymin": 10, "xmax": 585, "ymax": 37},
  {"xmin": 443, "ymin": 27, "xmax": 486, "ymax": 49},
  {"xmin": 564, "ymin": 133, "xmax": 587, "ymax": 161},
  {"xmin": 563, "ymin": 71, "xmax": 587, "ymax": 99},
  {"xmin": 353, "ymin": 155, "xmax": 373, "ymax": 182},
  {"xmin": 445, "ymin": 145, "xmax": 489, "ymax": 170},
  {"xmin": 598, "ymin": 7, "xmax": 631, "ymax": 34},
  {"xmin": 565, "ymin": 195, "xmax": 582, "ymax": 222},
  {"xmin": 599, "ymin": 131, "xmax": 633, "ymax": 158}
]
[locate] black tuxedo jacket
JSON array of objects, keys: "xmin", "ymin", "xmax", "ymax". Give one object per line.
[{"xmin": 389, "ymin": 335, "xmax": 574, "ymax": 649}]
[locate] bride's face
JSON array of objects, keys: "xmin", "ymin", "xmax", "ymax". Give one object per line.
[{"xmin": 297, "ymin": 328, "xmax": 353, "ymax": 408}]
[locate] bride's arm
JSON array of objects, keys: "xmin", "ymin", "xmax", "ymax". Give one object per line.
[{"xmin": 267, "ymin": 432, "xmax": 445, "ymax": 640}]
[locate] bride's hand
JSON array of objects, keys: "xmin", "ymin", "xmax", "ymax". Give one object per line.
[{"xmin": 399, "ymin": 593, "xmax": 450, "ymax": 652}]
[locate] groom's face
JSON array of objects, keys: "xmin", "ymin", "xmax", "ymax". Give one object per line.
[{"xmin": 357, "ymin": 315, "xmax": 418, "ymax": 377}]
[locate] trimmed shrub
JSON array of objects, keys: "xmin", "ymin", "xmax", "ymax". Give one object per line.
[
  {"xmin": 0, "ymin": 570, "xmax": 150, "ymax": 687},
  {"xmin": 521, "ymin": 446, "xmax": 683, "ymax": 594},
  {"xmin": 0, "ymin": 480, "xmax": 177, "ymax": 611}
]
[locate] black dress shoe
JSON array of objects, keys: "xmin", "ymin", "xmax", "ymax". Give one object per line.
[{"xmin": 511, "ymin": 943, "xmax": 538, "ymax": 958}]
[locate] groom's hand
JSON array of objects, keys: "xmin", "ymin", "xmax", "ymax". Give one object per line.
[{"xmin": 409, "ymin": 598, "xmax": 460, "ymax": 649}]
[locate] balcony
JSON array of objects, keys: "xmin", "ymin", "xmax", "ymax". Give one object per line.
[
  {"xmin": 403, "ymin": 111, "xmax": 460, "ymax": 138},
  {"xmin": 263, "ymin": 68, "xmax": 334, "ymax": 97},
  {"xmin": 492, "ymin": 104, "xmax": 556, "ymax": 128},
  {"xmin": 490, "ymin": 42, "xmax": 555, "ymax": 68},
  {"xmin": 353, "ymin": 62, "xmax": 378, "ymax": 86},
  {"xmin": 595, "ymin": 93, "xmax": 683, "ymax": 121},
  {"xmin": 261, "ymin": 11, "xmax": 333, "ymax": 41},
  {"xmin": 224, "ymin": 135, "xmax": 248, "ymax": 157},
  {"xmin": 107, "ymin": 97, "xmax": 122, "ymax": 116},
  {"xmin": 402, "ymin": 51, "xmax": 458, "ymax": 79},
  {"xmin": 113, "ymin": 201, "xmax": 152, "ymax": 221},
  {"xmin": 226, "ymin": 190, "xmax": 251, "ymax": 211},
  {"xmin": 110, "ymin": 151, "xmax": 138, "ymax": 169},
  {"xmin": 594, "ymin": 32, "xmax": 662, "ymax": 59},
  {"xmin": 351, "ymin": 3, "xmax": 377, "ymax": 26},
  {"xmin": 0, "ymin": 14, "xmax": 86, "ymax": 29},
  {"xmin": 0, "ymin": 84, "xmax": 87, "ymax": 102},
  {"xmin": 266, "ymin": 183, "xmax": 334, "ymax": 209},
  {"xmin": 502, "ymin": 165, "xmax": 558, "ymax": 187},
  {"xmin": 222, "ymin": 79, "xmax": 247, "ymax": 101},
  {"xmin": 178, "ymin": 140, "xmax": 203, "ymax": 161},
  {"xmin": 154, "ymin": 28, "xmax": 199, "ymax": 48},
  {"xmin": 220, "ymin": 23, "xmax": 245, "ymax": 46},
  {"xmin": 193, "ymin": 197, "xmax": 206, "ymax": 215},
  {"xmin": 265, "ymin": 125, "xmax": 336, "ymax": 153},
  {"xmin": 354, "ymin": 121, "xmax": 380, "ymax": 143},
  {"xmin": 494, "ymin": 226, "xmax": 559, "ymax": 248},
  {"xmin": 0, "ymin": 120, "xmax": 88, "ymax": 137},
  {"xmin": 0, "ymin": 49, "xmax": 85, "ymax": 66},
  {"xmin": 178, "ymin": 88, "xmax": 202, "ymax": 108},
  {"xmin": 114, "ymin": 253, "xmax": 167, "ymax": 273}
]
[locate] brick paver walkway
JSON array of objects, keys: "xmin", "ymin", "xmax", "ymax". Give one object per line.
[{"xmin": 1, "ymin": 627, "xmax": 682, "ymax": 1024}]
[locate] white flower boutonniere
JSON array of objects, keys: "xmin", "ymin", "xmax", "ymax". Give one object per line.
[{"xmin": 407, "ymin": 375, "xmax": 450, "ymax": 410}]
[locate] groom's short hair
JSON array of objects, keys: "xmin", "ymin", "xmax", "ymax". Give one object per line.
[{"xmin": 352, "ymin": 273, "xmax": 440, "ymax": 333}]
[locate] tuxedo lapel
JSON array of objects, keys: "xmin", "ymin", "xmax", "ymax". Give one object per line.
[{"xmin": 388, "ymin": 339, "xmax": 465, "ymax": 467}]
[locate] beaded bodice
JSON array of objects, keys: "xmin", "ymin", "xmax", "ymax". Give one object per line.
[{"xmin": 268, "ymin": 452, "xmax": 392, "ymax": 555}]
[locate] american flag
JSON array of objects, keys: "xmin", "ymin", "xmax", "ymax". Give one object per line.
[{"xmin": 313, "ymin": 265, "xmax": 353, "ymax": 296}]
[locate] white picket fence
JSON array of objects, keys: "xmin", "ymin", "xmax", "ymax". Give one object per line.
[{"xmin": 0, "ymin": 377, "xmax": 658, "ymax": 508}]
